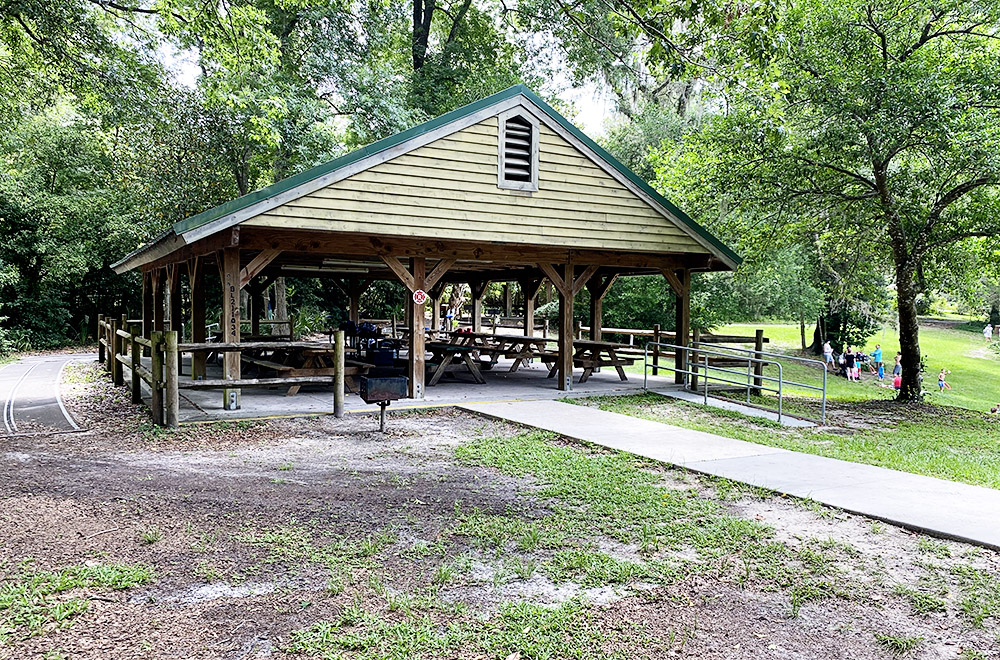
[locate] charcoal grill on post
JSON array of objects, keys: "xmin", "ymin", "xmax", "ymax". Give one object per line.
[{"xmin": 359, "ymin": 376, "xmax": 408, "ymax": 432}]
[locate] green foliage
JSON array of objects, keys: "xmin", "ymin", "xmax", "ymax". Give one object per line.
[{"xmin": 0, "ymin": 564, "xmax": 153, "ymax": 642}]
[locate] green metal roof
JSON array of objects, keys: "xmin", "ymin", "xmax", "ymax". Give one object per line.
[{"xmin": 117, "ymin": 84, "xmax": 740, "ymax": 270}]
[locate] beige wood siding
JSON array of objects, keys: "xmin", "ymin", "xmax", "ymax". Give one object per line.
[{"xmin": 244, "ymin": 117, "xmax": 708, "ymax": 254}]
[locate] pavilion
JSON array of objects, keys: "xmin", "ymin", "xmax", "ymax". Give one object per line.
[{"xmin": 112, "ymin": 85, "xmax": 740, "ymax": 408}]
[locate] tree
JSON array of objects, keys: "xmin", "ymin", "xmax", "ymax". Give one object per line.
[{"xmin": 679, "ymin": 0, "xmax": 1000, "ymax": 400}]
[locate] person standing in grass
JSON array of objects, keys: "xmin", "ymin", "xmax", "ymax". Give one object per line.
[
  {"xmin": 892, "ymin": 351, "xmax": 902, "ymax": 378},
  {"xmin": 823, "ymin": 340, "xmax": 834, "ymax": 371},
  {"xmin": 986, "ymin": 323, "xmax": 994, "ymax": 342},
  {"xmin": 871, "ymin": 344, "xmax": 884, "ymax": 380},
  {"xmin": 938, "ymin": 368, "xmax": 951, "ymax": 392},
  {"xmin": 845, "ymin": 346, "xmax": 857, "ymax": 381}
]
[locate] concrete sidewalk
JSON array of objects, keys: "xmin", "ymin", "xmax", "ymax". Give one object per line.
[{"xmin": 459, "ymin": 400, "xmax": 1000, "ymax": 550}]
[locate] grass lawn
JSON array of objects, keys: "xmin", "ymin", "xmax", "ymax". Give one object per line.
[{"xmin": 715, "ymin": 320, "xmax": 1000, "ymax": 411}]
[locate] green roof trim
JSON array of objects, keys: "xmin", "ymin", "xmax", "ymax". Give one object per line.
[{"xmin": 124, "ymin": 84, "xmax": 739, "ymax": 270}]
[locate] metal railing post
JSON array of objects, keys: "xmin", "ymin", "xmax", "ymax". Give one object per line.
[
  {"xmin": 777, "ymin": 362, "xmax": 783, "ymax": 423},
  {"xmin": 703, "ymin": 352, "xmax": 709, "ymax": 405}
]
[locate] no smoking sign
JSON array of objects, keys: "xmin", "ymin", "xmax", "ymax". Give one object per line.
[{"xmin": 412, "ymin": 289, "xmax": 428, "ymax": 305}]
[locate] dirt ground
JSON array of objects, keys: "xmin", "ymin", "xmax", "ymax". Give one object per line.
[{"xmin": 1, "ymin": 361, "xmax": 998, "ymax": 659}]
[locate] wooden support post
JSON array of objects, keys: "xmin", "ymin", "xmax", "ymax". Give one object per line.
[
  {"xmin": 558, "ymin": 279, "xmax": 574, "ymax": 391},
  {"xmin": 503, "ymin": 283, "xmax": 513, "ymax": 317},
  {"xmin": 673, "ymin": 269, "xmax": 691, "ymax": 385},
  {"xmin": 150, "ymin": 331, "xmax": 164, "ymax": 426},
  {"xmin": 167, "ymin": 264, "xmax": 181, "ymax": 335},
  {"xmin": 347, "ymin": 278, "xmax": 371, "ymax": 325},
  {"xmin": 752, "ymin": 328, "xmax": 765, "ymax": 396},
  {"xmin": 220, "ymin": 247, "xmax": 241, "ymax": 410},
  {"xmin": 430, "ymin": 282, "xmax": 444, "ymax": 333},
  {"xmin": 381, "ymin": 256, "xmax": 453, "ymax": 399},
  {"xmin": 334, "ymin": 330, "xmax": 345, "ymax": 418},
  {"xmin": 151, "ymin": 269, "xmax": 165, "ymax": 333},
  {"xmin": 586, "ymin": 274, "xmax": 617, "ymax": 342},
  {"xmin": 470, "ymin": 280, "xmax": 488, "ymax": 334},
  {"xmin": 408, "ymin": 257, "xmax": 426, "ymax": 399},
  {"xmin": 131, "ymin": 331, "xmax": 141, "ymax": 404},
  {"xmin": 142, "ymin": 272, "xmax": 153, "ymax": 357},
  {"xmin": 652, "ymin": 324, "xmax": 661, "ymax": 375},
  {"xmin": 537, "ymin": 262, "xmax": 597, "ymax": 392},
  {"xmin": 188, "ymin": 257, "xmax": 206, "ymax": 380},
  {"xmin": 520, "ymin": 279, "xmax": 542, "ymax": 337},
  {"xmin": 110, "ymin": 320, "xmax": 123, "ymax": 385},
  {"xmin": 97, "ymin": 314, "xmax": 105, "ymax": 364},
  {"xmin": 164, "ymin": 330, "xmax": 179, "ymax": 428}
]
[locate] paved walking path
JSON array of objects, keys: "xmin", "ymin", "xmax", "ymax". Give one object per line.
[
  {"xmin": 652, "ymin": 388, "xmax": 816, "ymax": 427},
  {"xmin": 460, "ymin": 400, "xmax": 1000, "ymax": 550},
  {"xmin": 0, "ymin": 354, "xmax": 85, "ymax": 435}
]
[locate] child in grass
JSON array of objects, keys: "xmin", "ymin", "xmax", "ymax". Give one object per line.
[{"xmin": 937, "ymin": 369, "xmax": 951, "ymax": 392}]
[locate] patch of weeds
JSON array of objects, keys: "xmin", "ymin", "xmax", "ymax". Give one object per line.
[
  {"xmin": 959, "ymin": 649, "xmax": 986, "ymax": 660},
  {"xmin": 893, "ymin": 585, "xmax": 947, "ymax": 615},
  {"xmin": 277, "ymin": 462, "xmax": 294, "ymax": 471},
  {"xmin": 507, "ymin": 556, "xmax": 538, "ymax": 580},
  {"xmin": 874, "ymin": 632, "xmax": 922, "ymax": 654},
  {"xmin": 789, "ymin": 580, "xmax": 837, "ymax": 617},
  {"xmin": 288, "ymin": 599, "xmax": 656, "ymax": 660},
  {"xmin": 140, "ymin": 526, "xmax": 163, "ymax": 545},
  {"xmin": 951, "ymin": 564, "xmax": 1000, "ymax": 627},
  {"xmin": 454, "ymin": 509, "xmax": 566, "ymax": 552},
  {"xmin": 870, "ymin": 521, "xmax": 885, "ymax": 535},
  {"xmin": 544, "ymin": 549, "xmax": 650, "ymax": 587},
  {"xmin": 194, "ymin": 561, "xmax": 222, "ymax": 582},
  {"xmin": 917, "ymin": 537, "xmax": 951, "ymax": 558},
  {"xmin": 432, "ymin": 563, "xmax": 456, "ymax": 585},
  {"xmin": 0, "ymin": 564, "xmax": 153, "ymax": 643}
]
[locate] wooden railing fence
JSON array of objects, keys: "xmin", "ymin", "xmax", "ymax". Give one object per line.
[{"xmin": 97, "ymin": 313, "xmax": 346, "ymax": 428}]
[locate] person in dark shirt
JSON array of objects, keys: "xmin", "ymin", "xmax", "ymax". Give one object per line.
[{"xmin": 844, "ymin": 347, "xmax": 857, "ymax": 381}]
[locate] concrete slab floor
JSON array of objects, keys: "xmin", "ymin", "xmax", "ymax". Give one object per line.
[{"xmin": 123, "ymin": 354, "xmax": 680, "ymax": 423}]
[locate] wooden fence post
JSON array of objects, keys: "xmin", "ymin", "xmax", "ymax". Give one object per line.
[
  {"xmin": 164, "ymin": 330, "xmax": 179, "ymax": 428},
  {"xmin": 752, "ymin": 328, "xmax": 765, "ymax": 396},
  {"xmin": 652, "ymin": 324, "xmax": 661, "ymax": 375},
  {"xmin": 110, "ymin": 320, "xmax": 124, "ymax": 386},
  {"xmin": 131, "ymin": 331, "xmax": 142, "ymax": 404},
  {"xmin": 334, "ymin": 330, "xmax": 345, "ymax": 419},
  {"xmin": 97, "ymin": 314, "xmax": 105, "ymax": 364},
  {"xmin": 150, "ymin": 331, "xmax": 164, "ymax": 426}
]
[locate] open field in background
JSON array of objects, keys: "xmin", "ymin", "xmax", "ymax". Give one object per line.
[
  {"xmin": 0, "ymin": 365, "xmax": 997, "ymax": 660},
  {"xmin": 625, "ymin": 319, "xmax": 999, "ymax": 413}
]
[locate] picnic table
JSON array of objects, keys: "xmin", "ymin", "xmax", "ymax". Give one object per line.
[
  {"xmin": 542, "ymin": 339, "xmax": 637, "ymax": 383},
  {"xmin": 241, "ymin": 345, "xmax": 373, "ymax": 396},
  {"xmin": 425, "ymin": 341, "xmax": 486, "ymax": 386},
  {"xmin": 444, "ymin": 331, "xmax": 550, "ymax": 373}
]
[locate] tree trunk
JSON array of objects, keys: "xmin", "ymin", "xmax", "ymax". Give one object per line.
[
  {"xmin": 799, "ymin": 311, "xmax": 806, "ymax": 351},
  {"xmin": 895, "ymin": 264, "xmax": 922, "ymax": 401},
  {"xmin": 990, "ymin": 302, "xmax": 1000, "ymax": 327}
]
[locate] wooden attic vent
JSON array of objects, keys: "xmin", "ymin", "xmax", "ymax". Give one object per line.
[{"xmin": 498, "ymin": 110, "xmax": 539, "ymax": 192}]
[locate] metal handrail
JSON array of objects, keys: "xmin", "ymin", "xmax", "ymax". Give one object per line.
[
  {"xmin": 642, "ymin": 342, "xmax": 784, "ymax": 422},
  {"xmin": 689, "ymin": 341, "xmax": 827, "ymax": 423}
]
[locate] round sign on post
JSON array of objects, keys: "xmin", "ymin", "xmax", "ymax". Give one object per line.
[{"xmin": 412, "ymin": 289, "xmax": 428, "ymax": 305}]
